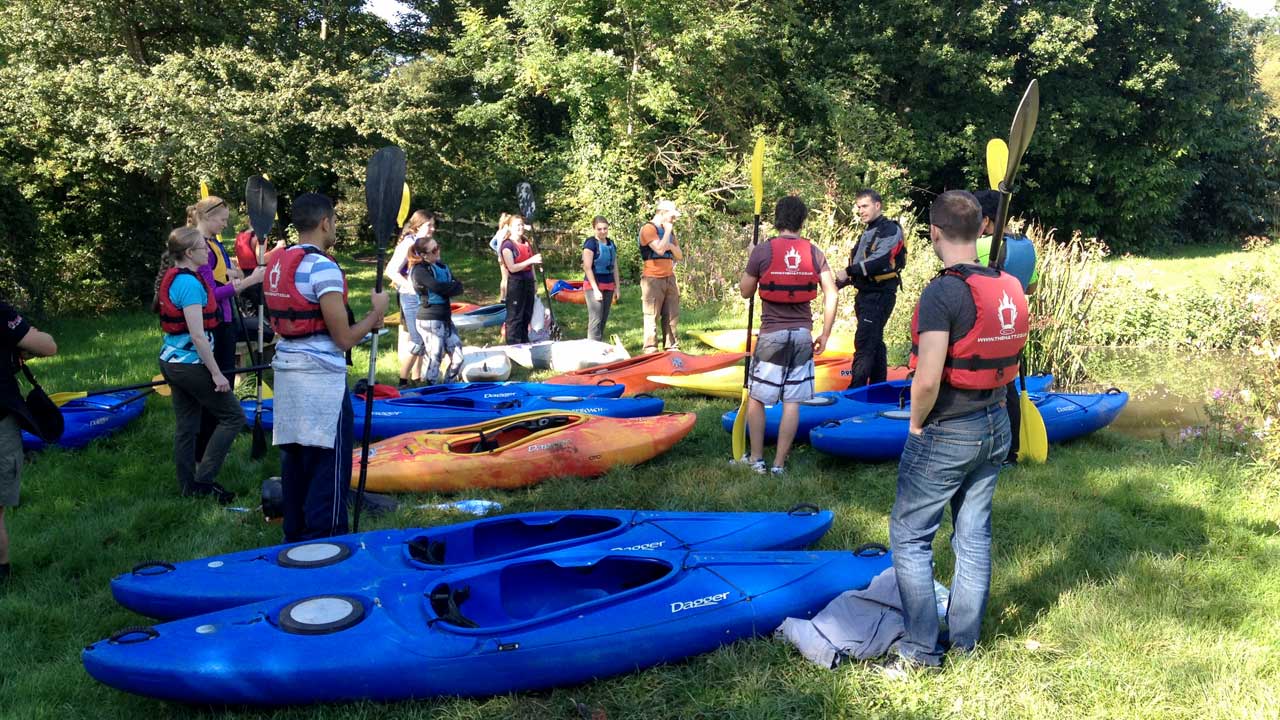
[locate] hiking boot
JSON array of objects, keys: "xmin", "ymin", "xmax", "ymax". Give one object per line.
[{"xmin": 875, "ymin": 652, "xmax": 943, "ymax": 681}]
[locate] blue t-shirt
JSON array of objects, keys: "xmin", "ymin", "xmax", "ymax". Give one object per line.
[
  {"xmin": 160, "ymin": 273, "xmax": 214, "ymax": 364},
  {"xmin": 274, "ymin": 246, "xmax": 348, "ymax": 372}
]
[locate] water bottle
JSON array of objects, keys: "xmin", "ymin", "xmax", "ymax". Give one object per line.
[
  {"xmin": 426, "ymin": 499, "xmax": 503, "ymax": 516},
  {"xmin": 933, "ymin": 580, "xmax": 950, "ymax": 621}
]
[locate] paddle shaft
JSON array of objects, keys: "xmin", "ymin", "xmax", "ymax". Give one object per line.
[
  {"xmin": 527, "ymin": 232, "xmax": 561, "ymax": 339},
  {"xmin": 353, "ymin": 252, "xmax": 386, "ymax": 533},
  {"xmin": 741, "ymin": 214, "xmax": 761, "ymax": 388},
  {"xmin": 66, "ymin": 365, "xmax": 271, "ymax": 399}
]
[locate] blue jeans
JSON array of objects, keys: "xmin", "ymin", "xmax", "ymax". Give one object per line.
[
  {"xmin": 889, "ymin": 403, "xmax": 1010, "ymax": 665},
  {"xmin": 400, "ymin": 292, "xmax": 424, "ymax": 353}
]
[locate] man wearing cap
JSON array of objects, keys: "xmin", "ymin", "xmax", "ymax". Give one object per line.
[
  {"xmin": 835, "ymin": 189, "xmax": 907, "ymax": 387},
  {"xmin": 974, "ymin": 189, "xmax": 1038, "ymax": 464},
  {"xmin": 638, "ymin": 199, "xmax": 684, "ymax": 354}
]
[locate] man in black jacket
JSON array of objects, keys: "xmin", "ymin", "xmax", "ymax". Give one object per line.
[{"xmin": 835, "ymin": 189, "xmax": 906, "ymax": 386}]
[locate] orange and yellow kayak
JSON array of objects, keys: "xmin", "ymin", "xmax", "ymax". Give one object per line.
[
  {"xmin": 353, "ymin": 411, "xmax": 696, "ymax": 493},
  {"xmin": 545, "ymin": 278, "xmax": 618, "ymax": 305},
  {"xmin": 649, "ymin": 355, "xmax": 910, "ymax": 399},
  {"xmin": 545, "ymin": 351, "xmax": 745, "ymax": 396},
  {"xmin": 694, "ymin": 328, "xmax": 855, "ymax": 355}
]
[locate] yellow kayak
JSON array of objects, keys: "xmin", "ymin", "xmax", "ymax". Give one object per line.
[
  {"xmin": 646, "ymin": 354, "xmax": 896, "ymax": 399},
  {"xmin": 693, "ymin": 329, "xmax": 854, "ymax": 355}
]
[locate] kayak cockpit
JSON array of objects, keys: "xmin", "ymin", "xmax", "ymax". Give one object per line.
[
  {"xmin": 447, "ymin": 414, "xmax": 580, "ymax": 455},
  {"xmin": 428, "ymin": 555, "xmax": 676, "ymax": 632},
  {"xmin": 406, "ymin": 514, "xmax": 628, "ymax": 566}
]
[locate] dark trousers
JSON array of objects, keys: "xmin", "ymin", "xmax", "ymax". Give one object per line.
[
  {"xmin": 280, "ymin": 392, "xmax": 354, "ymax": 542},
  {"xmin": 196, "ymin": 319, "xmax": 237, "ymax": 462},
  {"xmin": 585, "ymin": 288, "xmax": 615, "ymax": 342},
  {"xmin": 850, "ymin": 287, "xmax": 897, "ymax": 387},
  {"xmin": 1004, "ymin": 379, "xmax": 1021, "ymax": 462},
  {"xmin": 160, "ymin": 361, "xmax": 243, "ymax": 495},
  {"xmin": 505, "ymin": 274, "xmax": 536, "ymax": 344}
]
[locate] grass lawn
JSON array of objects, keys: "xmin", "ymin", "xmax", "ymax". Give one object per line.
[
  {"xmin": 3, "ymin": 238, "xmax": 1279, "ymax": 718},
  {"xmin": 1100, "ymin": 240, "xmax": 1280, "ymax": 293}
]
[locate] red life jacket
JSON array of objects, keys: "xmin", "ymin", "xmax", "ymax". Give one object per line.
[
  {"xmin": 758, "ymin": 236, "xmax": 819, "ymax": 303},
  {"xmin": 157, "ymin": 268, "xmax": 219, "ymax": 334},
  {"xmin": 234, "ymin": 230, "xmax": 258, "ymax": 271},
  {"xmin": 909, "ymin": 265, "xmax": 1029, "ymax": 390},
  {"xmin": 263, "ymin": 246, "xmax": 350, "ymax": 338}
]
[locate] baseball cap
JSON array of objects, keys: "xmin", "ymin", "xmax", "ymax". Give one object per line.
[{"xmin": 656, "ymin": 199, "xmax": 680, "ymax": 216}]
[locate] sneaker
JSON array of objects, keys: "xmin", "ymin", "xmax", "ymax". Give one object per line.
[
  {"xmin": 769, "ymin": 466, "xmax": 785, "ymax": 476},
  {"xmin": 875, "ymin": 652, "xmax": 942, "ymax": 681},
  {"xmin": 730, "ymin": 454, "xmax": 757, "ymax": 467},
  {"xmin": 750, "ymin": 459, "xmax": 767, "ymax": 474}
]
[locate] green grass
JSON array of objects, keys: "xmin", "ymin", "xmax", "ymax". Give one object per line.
[
  {"xmin": 3, "ymin": 241, "xmax": 1279, "ymax": 718},
  {"xmin": 1101, "ymin": 241, "xmax": 1280, "ymax": 293}
]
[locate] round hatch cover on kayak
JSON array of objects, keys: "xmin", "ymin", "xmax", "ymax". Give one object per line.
[
  {"xmin": 279, "ymin": 596, "xmax": 366, "ymax": 635},
  {"xmin": 277, "ymin": 542, "xmax": 352, "ymax": 569},
  {"xmin": 881, "ymin": 410, "xmax": 911, "ymax": 420},
  {"xmin": 801, "ymin": 396, "xmax": 836, "ymax": 407}
]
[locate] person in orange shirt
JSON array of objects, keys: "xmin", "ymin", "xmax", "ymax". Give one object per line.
[{"xmin": 638, "ymin": 199, "xmax": 683, "ymax": 353}]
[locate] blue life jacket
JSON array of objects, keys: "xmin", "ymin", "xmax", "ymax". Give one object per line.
[
  {"xmin": 592, "ymin": 240, "xmax": 617, "ymax": 276},
  {"xmin": 426, "ymin": 262, "xmax": 454, "ymax": 306}
]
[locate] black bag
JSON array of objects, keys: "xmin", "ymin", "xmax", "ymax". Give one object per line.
[{"xmin": 16, "ymin": 362, "xmax": 63, "ymax": 443}]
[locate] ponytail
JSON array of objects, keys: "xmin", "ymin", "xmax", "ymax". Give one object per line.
[{"xmin": 187, "ymin": 196, "xmax": 227, "ymax": 229}]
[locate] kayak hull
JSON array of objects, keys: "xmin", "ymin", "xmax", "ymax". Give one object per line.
[
  {"xmin": 546, "ymin": 350, "xmax": 744, "ymax": 395},
  {"xmin": 810, "ymin": 389, "xmax": 1129, "ymax": 462},
  {"xmin": 500, "ymin": 338, "xmax": 629, "ymax": 371},
  {"xmin": 456, "ymin": 347, "xmax": 512, "ymax": 381},
  {"xmin": 545, "ymin": 278, "xmax": 619, "ymax": 305},
  {"xmin": 650, "ymin": 355, "xmax": 906, "ymax": 399},
  {"xmin": 22, "ymin": 390, "xmax": 148, "ymax": 452},
  {"xmin": 356, "ymin": 411, "xmax": 696, "ymax": 492},
  {"xmin": 694, "ymin": 329, "xmax": 855, "ymax": 355},
  {"xmin": 453, "ymin": 304, "xmax": 507, "ymax": 331},
  {"xmin": 720, "ymin": 373, "xmax": 1055, "ymax": 443},
  {"xmin": 243, "ymin": 394, "xmax": 664, "ymax": 441},
  {"xmin": 110, "ymin": 507, "xmax": 835, "ymax": 620},
  {"xmin": 85, "ymin": 548, "xmax": 892, "ymax": 705}
]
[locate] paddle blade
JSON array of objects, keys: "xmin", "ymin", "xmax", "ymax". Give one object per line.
[
  {"xmin": 199, "ymin": 180, "xmax": 210, "ymax": 199},
  {"xmin": 397, "ymin": 182, "xmax": 411, "ymax": 226},
  {"xmin": 1019, "ymin": 389, "xmax": 1048, "ymax": 463},
  {"xmin": 750, "ymin": 138, "xmax": 765, "ymax": 215},
  {"xmin": 251, "ymin": 412, "xmax": 268, "ymax": 460},
  {"xmin": 986, "ymin": 139, "xmax": 1008, "ymax": 191},
  {"xmin": 49, "ymin": 391, "xmax": 87, "ymax": 407},
  {"xmin": 365, "ymin": 146, "xmax": 408, "ymax": 249},
  {"xmin": 245, "ymin": 175, "xmax": 278, "ymax": 240},
  {"xmin": 152, "ymin": 374, "xmax": 172, "ymax": 397},
  {"xmin": 1002, "ymin": 80, "xmax": 1040, "ymax": 188},
  {"xmin": 516, "ymin": 181, "xmax": 536, "ymax": 220},
  {"xmin": 260, "ymin": 382, "xmax": 273, "ymax": 400},
  {"xmin": 731, "ymin": 389, "xmax": 749, "ymax": 460}
]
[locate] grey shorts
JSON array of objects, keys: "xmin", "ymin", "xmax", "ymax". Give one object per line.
[
  {"xmin": 748, "ymin": 328, "xmax": 815, "ymax": 405},
  {"xmin": 0, "ymin": 414, "xmax": 23, "ymax": 507}
]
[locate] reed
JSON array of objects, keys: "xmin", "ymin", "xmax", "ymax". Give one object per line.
[{"xmin": 1024, "ymin": 227, "xmax": 1109, "ymax": 386}]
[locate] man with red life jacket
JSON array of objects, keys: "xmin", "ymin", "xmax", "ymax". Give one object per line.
[
  {"xmin": 264, "ymin": 193, "xmax": 388, "ymax": 542},
  {"xmin": 835, "ymin": 189, "xmax": 907, "ymax": 387},
  {"xmin": 884, "ymin": 191, "xmax": 1028, "ymax": 676},
  {"xmin": 738, "ymin": 195, "xmax": 838, "ymax": 474},
  {"xmin": 638, "ymin": 199, "xmax": 684, "ymax": 354}
]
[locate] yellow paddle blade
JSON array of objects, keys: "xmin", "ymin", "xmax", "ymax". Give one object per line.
[
  {"xmin": 153, "ymin": 374, "xmax": 172, "ymax": 397},
  {"xmin": 397, "ymin": 182, "xmax": 411, "ymax": 227},
  {"xmin": 986, "ymin": 139, "xmax": 1008, "ymax": 191},
  {"xmin": 1019, "ymin": 389, "xmax": 1048, "ymax": 463},
  {"xmin": 199, "ymin": 180, "xmax": 210, "ymax": 200},
  {"xmin": 750, "ymin": 138, "xmax": 765, "ymax": 215},
  {"xmin": 731, "ymin": 388, "xmax": 749, "ymax": 460},
  {"xmin": 260, "ymin": 382, "xmax": 273, "ymax": 400},
  {"xmin": 49, "ymin": 391, "xmax": 87, "ymax": 407}
]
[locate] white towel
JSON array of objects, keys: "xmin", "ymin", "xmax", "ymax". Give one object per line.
[{"xmin": 271, "ymin": 353, "xmax": 347, "ymax": 448}]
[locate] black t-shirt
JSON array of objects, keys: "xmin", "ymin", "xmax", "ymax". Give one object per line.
[
  {"xmin": 1, "ymin": 302, "xmax": 33, "ymax": 421},
  {"xmin": 915, "ymin": 264, "xmax": 1004, "ymax": 423}
]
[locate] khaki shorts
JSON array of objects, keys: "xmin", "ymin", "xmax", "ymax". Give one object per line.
[
  {"xmin": 748, "ymin": 328, "xmax": 815, "ymax": 405},
  {"xmin": 0, "ymin": 415, "xmax": 23, "ymax": 507}
]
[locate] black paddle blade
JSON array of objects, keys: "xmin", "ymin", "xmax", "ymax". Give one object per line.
[
  {"xmin": 1002, "ymin": 80, "xmax": 1040, "ymax": 190},
  {"xmin": 366, "ymin": 146, "xmax": 408, "ymax": 250},
  {"xmin": 251, "ymin": 414, "xmax": 268, "ymax": 460},
  {"xmin": 245, "ymin": 175, "xmax": 277, "ymax": 240},
  {"xmin": 516, "ymin": 181, "xmax": 536, "ymax": 220}
]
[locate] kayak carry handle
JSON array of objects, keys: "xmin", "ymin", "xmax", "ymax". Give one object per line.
[
  {"xmin": 852, "ymin": 543, "xmax": 889, "ymax": 557},
  {"xmin": 818, "ymin": 420, "xmax": 841, "ymax": 428},
  {"xmin": 109, "ymin": 626, "xmax": 160, "ymax": 644},
  {"xmin": 1106, "ymin": 387, "xmax": 1123, "ymax": 394},
  {"xmin": 130, "ymin": 560, "xmax": 176, "ymax": 575},
  {"xmin": 787, "ymin": 503, "xmax": 821, "ymax": 516},
  {"xmin": 634, "ymin": 393, "xmax": 657, "ymax": 399},
  {"xmin": 594, "ymin": 378, "xmax": 618, "ymax": 385}
]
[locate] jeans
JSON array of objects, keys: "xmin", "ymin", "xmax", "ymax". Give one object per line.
[
  {"xmin": 850, "ymin": 287, "xmax": 896, "ymax": 387},
  {"xmin": 399, "ymin": 292, "xmax": 424, "ymax": 353},
  {"xmin": 889, "ymin": 403, "xmax": 1010, "ymax": 666},
  {"xmin": 584, "ymin": 288, "xmax": 615, "ymax": 342}
]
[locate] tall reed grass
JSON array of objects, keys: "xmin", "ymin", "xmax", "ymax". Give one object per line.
[{"xmin": 1024, "ymin": 227, "xmax": 1109, "ymax": 386}]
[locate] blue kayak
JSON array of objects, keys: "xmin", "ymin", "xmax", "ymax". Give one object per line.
[
  {"xmin": 720, "ymin": 373, "xmax": 1055, "ymax": 444},
  {"xmin": 111, "ymin": 506, "xmax": 834, "ymax": 619},
  {"xmin": 85, "ymin": 546, "xmax": 891, "ymax": 704},
  {"xmin": 21, "ymin": 390, "xmax": 149, "ymax": 452},
  {"xmin": 242, "ymin": 391, "xmax": 661, "ymax": 440},
  {"xmin": 453, "ymin": 303, "xmax": 507, "ymax": 331},
  {"xmin": 401, "ymin": 380, "xmax": 625, "ymax": 402},
  {"xmin": 810, "ymin": 389, "xmax": 1130, "ymax": 462}
]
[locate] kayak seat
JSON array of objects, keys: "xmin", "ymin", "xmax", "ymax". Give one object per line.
[
  {"xmin": 496, "ymin": 557, "xmax": 671, "ymax": 624},
  {"xmin": 469, "ymin": 515, "xmax": 624, "ymax": 560},
  {"xmin": 457, "ymin": 416, "xmax": 576, "ymax": 454},
  {"xmin": 428, "ymin": 583, "xmax": 478, "ymax": 628},
  {"xmin": 408, "ymin": 537, "xmax": 447, "ymax": 565}
]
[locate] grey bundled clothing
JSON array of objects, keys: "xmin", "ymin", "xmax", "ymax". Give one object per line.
[{"xmin": 774, "ymin": 567, "xmax": 908, "ymax": 668}]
